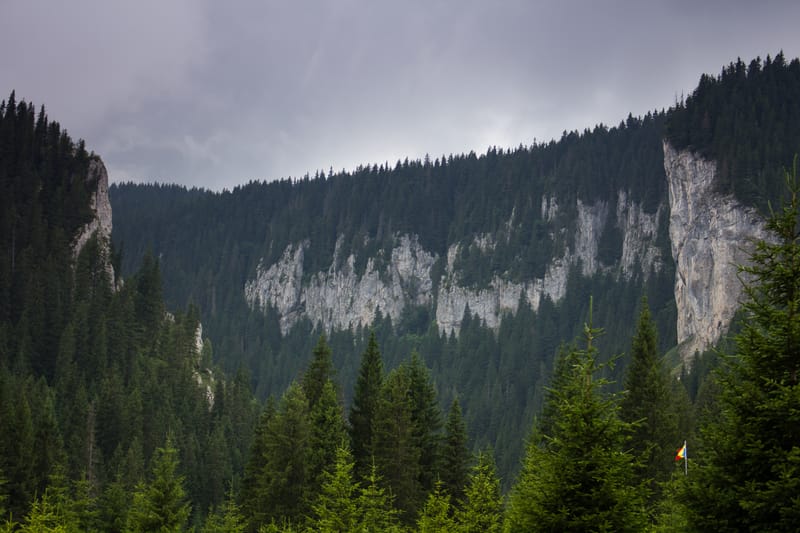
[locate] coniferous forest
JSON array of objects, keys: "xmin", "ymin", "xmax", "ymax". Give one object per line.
[{"xmin": 1, "ymin": 54, "xmax": 800, "ymax": 531}]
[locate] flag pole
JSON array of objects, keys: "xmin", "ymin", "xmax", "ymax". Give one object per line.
[{"xmin": 684, "ymin": 440, "xmax": 688, "ymax": 476}]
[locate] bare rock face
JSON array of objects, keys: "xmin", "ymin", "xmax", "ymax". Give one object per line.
[
  {"xmin": 244, "ymin": 192, "xmax": 665, "ymax": 336},
  {"xmin": 663, "ymin": 141, "xmax": 768, "ymax": 362},
  {"xmin": 73, "ymin": 157, "xmax": 115, "ymax": 285},
  {"xmin": 74, "ymin": 158, "xmax": 112, "ymax": 253}
]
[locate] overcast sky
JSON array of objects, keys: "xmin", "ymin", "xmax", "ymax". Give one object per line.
[{"xmin": 2, "ymin": 1, "xmax": 799, "ymax": 190}]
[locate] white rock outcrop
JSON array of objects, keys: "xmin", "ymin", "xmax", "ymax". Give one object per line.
[
  {"xmin": 74, "ymin": 158, "xmax": 113, "ymax": 256},
  {"xmin": 663, "ymin": 141, "xmax": 768, "ymax": 361},
  {"xmin": 245, "ymin": 191, "xmax": 664, "ymax": 336},
  {"xmin": 73, "ymin": 157, "xmax": 115, "ymax": 285}
]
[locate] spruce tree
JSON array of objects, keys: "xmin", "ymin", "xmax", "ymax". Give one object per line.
[
  {"xmin": 681, "ymin": 164, "xmax": 800, "ymax": 531},
  {"xmin": 126, "ymin": 436, "xmax": 191, "ymax": 533},
  {"xmin": 441, "ymin": 397, "xmax": 470, "ymax": 503},
  {"xmin": 417, "ymin": 480, "xmax": 456, "ymax": 533},
  {"xmin": 357, "ymin": 462, "xmax": 401, "ymax": 532},
  {"xmin": 505, "ymin": 313, "xmax": 647, "ymax": 532},
  {"xmin": 256, "ymin": 382, "xmax": 312, "ymax": 525},
  {"xmin": 372, "ymin": 365, "xmax": 421, "ymax": 522},
  {"xmin": 456, "ymin": 449, "xmax": 503, "ymax": 533},
  {"xmin": 307, "ymin": 380, "xmax": 348, "ymax": 498},
  {"xmin": 620, "ymin": 298, "xmax": 681, "ymax": 502},
  {"xmin": 302, "ymin": 334, "xmax": 335, "ymax": 410},
  {"xmin": 407, "ymin": 350, "xmax": 443, "ymax": 496},
  {"xmin": 348, "ymin": 331, "xmax": 384, "ymax": 480},
  {"xmin": 308, "ymin": 445, "xmax": 359, "ymax": 533}
]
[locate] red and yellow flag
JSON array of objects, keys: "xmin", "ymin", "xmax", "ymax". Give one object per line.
[{"xmin": 675, "ymin": 442, "xmax": 687, "ymax": 461}]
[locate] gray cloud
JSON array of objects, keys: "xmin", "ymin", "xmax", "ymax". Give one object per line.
[{"xmin": 3, "ymin": 0, "xmax": 799, "ymax": 190}]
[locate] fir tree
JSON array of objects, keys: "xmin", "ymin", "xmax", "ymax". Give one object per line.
[
  {"xmin": 307, "ymin": 380, "xmax": 348, "ymax": 498},
  {"xmin": 348, "ymin": 331, "xmax": 384, "ymax": 480},
  {"xmin": 417, "ymin": 480, "xmax": 456, "ymax": 533},
  {"xmin": 357, "ymin": 461, "xmax": 402, "ymax": 532},
  {"xmin": 406, "ymin": 350, "xmax": 443, "ymax": 496},
  {"xmin": 308, "ymin": 445, "xmax": 360, "ymax": 533},
  {"xmin": 681, "ymin": 163, "xmax": 800, "ymax": 531},
  {"xmin": 301, "ymin": 334, "xmax": 335, "ymax": 410},
  {"xmin": 456, "ymin": 449, "xmax": 503, "ymax": 533},
  {"xmin": 255, "ymin": 383, "xmax": 312, "ymax": 525},
  {"xmin": 373, "ymin": 365, "xmax": 422, "ymax": 522},
  {"xmin": 505, "ymin": 311, "xmax": 647, "ymax": 531},
  {"xmin": 200, "ymin": 490, "xmax": 246, "ymax": 533},
  {"xmin": 126, "ymin": 436, "xmax": 191, "ymax": 533},
  {"xmin": 441, "ymin": 397, "xmax": 470, "ymax": 503},
  {"xmin": 620, "ymin": 298, "xmax": 682, "ymax": 503}
]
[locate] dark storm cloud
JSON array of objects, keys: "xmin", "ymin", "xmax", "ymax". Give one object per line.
[{"xmin": 2, "ymin": 0, "xmax": 799, "ymax": 189}]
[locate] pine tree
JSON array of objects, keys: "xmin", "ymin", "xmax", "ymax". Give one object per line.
[
  {"xmin": 307, "ymin": 380, "xmax": 348, "ymax": 498},
  {"xmin": 681, "ymin": 164, "xmax": 800, "ymax": 531},
  {"xmin": 372, "ymin": 365, "xmax": 422, "ymax": 522},
  {"xmin": 357, "ymin": 462, "xmax": 401, "ymax": 532},
  {"xmin": 456, "ymin": 450, "xmax": 503, "ymax": 533},
  {"xmin": 417, "ymin": 480, "xmax": 456, "ymax": 533},
  {"xmin": 441, "ymin": 398, "xmax": 470, "ymax": 503},
  {"xmin": 308, "ymin": 445, "xmax": 360, "ymax": 533},
  {"xmin": 255, "ymin": 382, "xmax": 312, "ymax": 525},
  {"xmin": 406, "ymin": 350, "xmax": 443, "ymax": 496},
  {"xmin": 126, "ymin": 435, "xmax": 191, "ymax": 533},
  {"xmin": 302, "ymin": 334, "xmax": 335, "ymax": 410},
  {"xmin": 505, "ymin": 311, "xmax": 647, "ymax": 531},
  {"xmin": 200, "ymin": 490, "xmax": 246, "ymax": 533},
  {"xmin": 619, "ymin": 298, "xmax": 681, "ymax": 502},
  {"xmin": 241, "ymin": 399, "xmax": 275, "ymax": 527},
  {"xmin": 348, "ymin": 331, "xmax": 384, "ymax": 480}
]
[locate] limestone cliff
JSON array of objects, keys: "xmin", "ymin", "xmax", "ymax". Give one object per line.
[
  {"xmin": 244, "ymin": 193, "xmax": 665, "ymax": 336},
  {"xmin": 73, "ymin": 157, "xmax": 116, "ymax": 285},
  {"xmin": 663, "ymin": 141, "xmax": 768, "ymax": 361}
]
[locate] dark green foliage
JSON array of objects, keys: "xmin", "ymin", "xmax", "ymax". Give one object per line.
[
  {"xmin": 667, "ymin": 53, "xmax": 800, "ymax": 210},
  {"xmin": 348, "ymin": 332, "xmax": 384, "ymax": 480},
  {"xmin": 307, "ymin": 380, "xmax": 348, "ymax": 497},
  {"xmin": 620, "ymin": 298, "xmax": 683, "ymax": 503},
  {"xmin": 680, "ymin": 164, "xmax": 800, "ymax": 531},
  {"xmin": 373, "ymin": 365, "xmax": 422, "ymax": 522},
  {"xmin": 249, "ymin": 382, "xmax": 312, "ymax": 526},
  {"xmin": 301, "ymin": 334, "xmax": 335, "ymax": 409},
  {"xmin": 506, "ymin": 314, "xmax": 647, "ymax": 532},
  {"xmin": 417, "ymin": 480, "xmax": 456, "ymax": 533},
  {"xmin": 441, "ymin": 398, "xmax": 470, "ymax": 502},
  {"xmin": 126, "ymin": 436, "xmax": 191, "ymax": 533},
  {"xmin": 200, "ymin": 491, "xmax": 246, "ymax": 533},
  {"xmin": 0, "ymin": 94, "xmax": 260, "ymax": 527},
  {"xmin": 308, "ymin": 445, "xmax": 360, "ymax": 532},
  {"xmin": 455, "ymin": 449, "xmax": 503, "ymax": 533}
]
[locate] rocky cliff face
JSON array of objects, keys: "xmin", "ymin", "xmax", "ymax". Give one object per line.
[
  {"xmin": 73, "ymin": 157, "xmax": 115, "ymax": 285},
  {"xmin": 663, "ymin": 141, "xmax": 768, "ymax": 361},
  {"xmin": 245, "ymin": 193, "xmax": 665, "ymax": 336}
]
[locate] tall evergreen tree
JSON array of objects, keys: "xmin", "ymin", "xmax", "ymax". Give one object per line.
[
  {"xmin": 307, "ymin": 380, "xmax": 348, "ymax": 498},
  {"xmin": 255, "ymin": 382, "xmax": 311, "ymax": 526},
  {"xmin": 357, "ymin": 462, "xmax": 401, "ymax": 532},
  {"xmin": 406, "ymin": 350, "xmax": 443, "ymax": 496},
  {"xmin": 456, "ymin": 449, "xmax": 503, "ymax": 533},
  {"xmin": 308, "ymin": 445, "xmax": 360, "ymax": 533},
  {"xmin": 441, "ymin": 397, "xmax": 470, "ymax": 503},
  {"xmin": 301, "ymin": 334, "xmax": 335, "ymax": 410},
  {"xmin": 620, "ymin": 298, "xmax": 682, "ymax": 502},
  {"xmin": 505, "ymin": 312, "xmax": 647, "ymax": 531},
  {"xmin": 681, "ymin": 164, "xmax": 800, "ymax": 531},
  {"xmin": 372, "ymin": 365, "xmax": 421, "ymax": 523},
  {"xmin": 126, "ymin": 436, "xmax": 191, "ymax": 533},
  {"xmin": 348, "ymin": 331, "xmax": 384, "ymax": 480},
  {"xmin": 417, "ymin": 480, "xmax": 456, "ymax": 533}
]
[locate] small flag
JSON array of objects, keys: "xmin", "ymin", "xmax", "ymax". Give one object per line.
[{"xmin": 675, "ymin": 442, "xmax": 687, "ymax": 461}]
